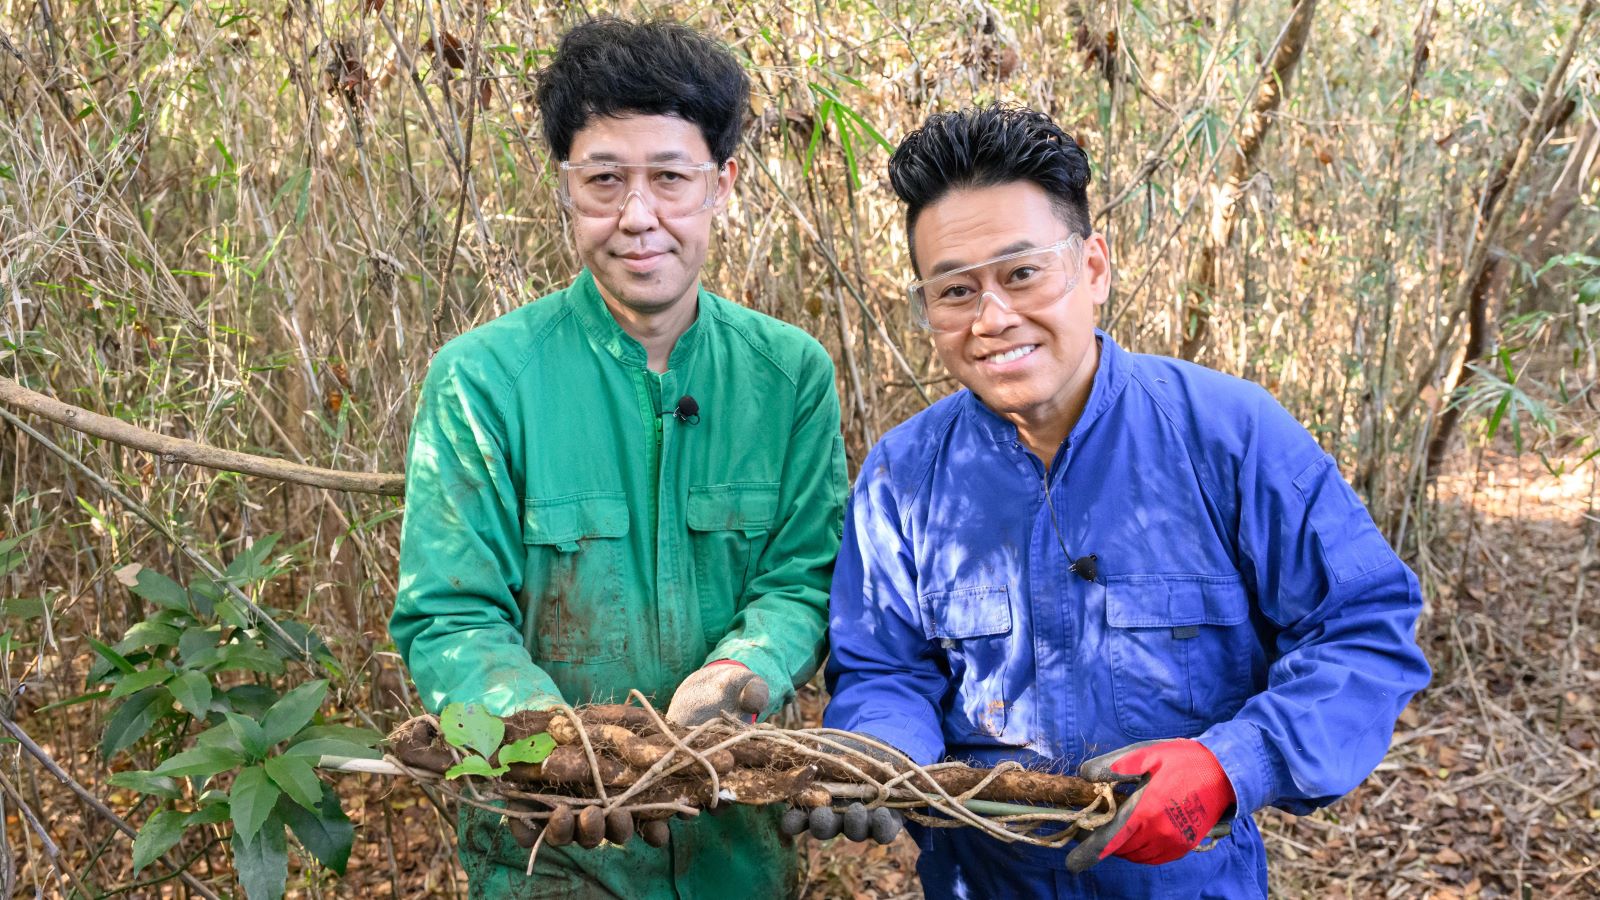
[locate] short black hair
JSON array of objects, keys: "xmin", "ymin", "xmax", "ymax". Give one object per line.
[
  {"xmin": 536, "ymin": 18, "xmax": 749, "ymax": 163},
  {"xmin": 888, "ymin": 106, "xmax": 1092, "ymax": 269}
]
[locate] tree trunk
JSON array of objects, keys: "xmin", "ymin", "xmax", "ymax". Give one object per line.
[{"xmin": 1178, "ymin": 0, "xmax": 1319, "ymax": 361}]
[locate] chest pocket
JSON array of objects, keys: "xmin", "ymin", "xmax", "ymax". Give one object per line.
[
  {"xmin": 920, "ymin": 586, "xmax": 1017, "ymax": 741},
  {"xmin": 1104, "ymin": 575, "xmax": 1256, "ymax": 739},
  {"xmin": 523, "ymin": 492, "xmax": 630, "ymax": 663},
  {"xmin": 686, "ymin": 483, "xmax": 779, "ymax": 641}
]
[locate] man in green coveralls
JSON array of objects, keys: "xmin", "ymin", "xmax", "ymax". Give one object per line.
[{"xmin": 391, "ymin": 18, "xmax": 847, "ymax": 898}]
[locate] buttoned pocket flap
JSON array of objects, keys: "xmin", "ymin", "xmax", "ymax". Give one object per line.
[
  {"xmin": 523, "ymin": 493, "xmax": 629, "ymax": 552},
  {"xmin": 686, "ymin": 483, "xmax": 780, "ymax": 536},
  {"xmin": 920, "ymin": 586, "xmax": 1011, "ymax": 640},
  {"xmin": 1105, "ymin": 576, "xmax": 1250, "ymax": 628}
]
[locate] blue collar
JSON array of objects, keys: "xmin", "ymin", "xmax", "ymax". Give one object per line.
[{"xmin": 962, "ymin": 329, "xmax": 1131, "ymax": 445}]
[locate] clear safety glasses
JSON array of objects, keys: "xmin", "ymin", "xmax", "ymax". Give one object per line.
[
  {"xmin": 557, "ymin": 161, "xmax": 722, "ymax": 219},
  {"xmin": 907, "ymin": 235, "xmax": 1086, "ymax": 333}
]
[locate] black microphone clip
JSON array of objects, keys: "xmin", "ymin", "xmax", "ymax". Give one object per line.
[
  {"xmin": 1069, "ymin": 553, "xmax": 1098, "ymax": 583},
  {"xmin": 664, "ymin": 394, "xmax": 700, "ymax": 425}
]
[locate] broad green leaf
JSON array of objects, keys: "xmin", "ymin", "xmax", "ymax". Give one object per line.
[
  {"xmin": 444, "ymin": 756, "xmax": 508, "ymax": 779},
  {"xmin": 187, "ymin": 578, "xmax": 219, "ymax": 618},
  {"xmin": 260, "ymin": 680, "xmax": 327, "ymax": 746},
  {"xmin": 232, "ymin": 813, "xmax": 288, "ymax": 900},
  {"xmin": 177, "ymin": 625, "xmax": 221, "ymax": 666},
  {"xmin": 185, "ymin": 803, "xmax": 230, "ymax": 826},
  {"xmin": 497, "ymin": 732, "xmax": 556, "ymax": 766},
  {"xmin": 132, "ymin": 809, "xmax": 187, "ymax": 873},
  {"xmin": 281, "ymin": 738, "xmax": 381, "ymax": 761},
  {"xmin": 116, "ymin": 621, "xmax": 181, "ymax": 653},
  {"xmin": 439, "ymin": 703, "xmax": 503, "ymax": 758},
  {"xmin": 195, "ymin": 720, "xmax": 246, "ymax": 754},
  {"xmin": 264, "ymin": 755, "xmax": 322, "ymax": 810},
  {"xmin": 278, "ymin": 785, "xmax": 353, "ymax": 875},
  {"xmin": 209, "ymin": 642, "xmax": 285, "ymax": 676},
  {"xmin": 230, "ymin": 765, "xmax": 280, "ymax": 843},
  {"xmin": 101, "ymin": 688, "xmax": 169, "ymax": 759},
  {"xmin": 108, "ymin": 770, "xmax": 181, "ymax": 800},
  {"xmin": 109, "ymin": 667, "xmax": 173, "ymax": 700},
  {"xmin": 225, "ymin": 713, "xmax": 270, "ymax": 758},
  {"xmin": 290, "ymin": 724, "xmax": 383, "ymax": 747},
  {"xmin": 226, "ymin": 684, "xmax": 279, "ymax": 718},
  {"xmin": 127, "ymin": 567, "xmax": 191, "ymax": 612},
  {"xmin": 154, "ymin": 744, "xmax": 245, "ymax": 779},
  {"xmin": 263, "ymin": 617, "xmax": 331, "ymax": 664},
  {"xmin": 167, "ymin": 670, "xmax": 213, "ymax": 716}
]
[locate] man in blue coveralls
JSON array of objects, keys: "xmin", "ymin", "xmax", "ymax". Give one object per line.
[{"xmin": 816, "ymin": 106, "xmax": 1432, "ymax": 897}]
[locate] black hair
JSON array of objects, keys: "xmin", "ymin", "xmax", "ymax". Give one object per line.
[
  {"xmin": 536, "ymin": 17, "xmax": 749, "ymax": 163},
  {"xmin": 888, "ymin": 106, "xmax": 1093, "ymax": 269}
]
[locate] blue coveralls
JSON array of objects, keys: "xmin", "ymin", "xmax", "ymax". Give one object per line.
[{"xmin": 823, "ymin": 332, "xmax": 1431, "ymax": 898}]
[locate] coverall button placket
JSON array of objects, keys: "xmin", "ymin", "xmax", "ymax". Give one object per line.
[
  {"xmin": 1043, "ymin": 440, "xmax": 1077, "ymax": 762},
  {"xmin": 656, "ymin": 367, "xmax": 687, "ymax": 677}
]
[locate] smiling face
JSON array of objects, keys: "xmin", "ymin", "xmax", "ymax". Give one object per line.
[
  {"xmin": 913, "ymin": 180, "xmax": 1111, "ymax": 445},
  {"xmin": 566, "ymin": 113, "xmax": 736, "ymax": 321}
]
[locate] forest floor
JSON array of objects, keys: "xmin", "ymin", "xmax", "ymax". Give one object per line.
[
  {"xmin": 329, "ymin": 444, "xmax": 1600, "ymax": 900},
  {"xmin": 5, "ymin": 445, "xmax": 1596, "ymax": 898}
]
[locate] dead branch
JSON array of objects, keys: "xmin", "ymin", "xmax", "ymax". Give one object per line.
[
  {"xmin": 1418, "ymin": 0, "xmax": 1597, "ymax": 477},
  {"xmin": 0, "ymin": 376, "xmax": 405, "ymax": 496},
  {"xmin": 0, "ymin": 715, "xmax": 225, "ymax": 900},
  {"xmin": 1178, "ymin": 0, "xmax": 1320, "ymax": 361}
]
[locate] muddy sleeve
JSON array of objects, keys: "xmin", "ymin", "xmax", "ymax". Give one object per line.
[
  {"xmin": 708, "ymin": 341, "xmax": 846, "ymax": 717},
  {"xmin": 391, "ymin": 349, "xmax": 565, "ymax": 716}
]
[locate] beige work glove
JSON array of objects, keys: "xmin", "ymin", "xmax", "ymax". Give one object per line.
[{"xmin": 665, "ymin": 660, "xmax": 769, "ymax": 726}]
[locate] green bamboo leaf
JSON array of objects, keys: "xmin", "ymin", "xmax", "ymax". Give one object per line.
[
  {"xmin": 109, "ymin": 667, "xmax": 173, "ymax": 700},
  {"xmin": 230, "ymin": 765, "xmax": 280, "ymax": 844},
  {"xmin": 86, "ymin": 636, "xmax": 138, "ymax": 675}
]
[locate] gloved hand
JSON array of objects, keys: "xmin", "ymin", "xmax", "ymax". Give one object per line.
[
  {"xmin": 779, "ymin": 802, "xmax": 903, "ymax": 843},
  {"xmin": 1065, "ymin": 739, "xmax": 1235, "ymax": 873},
  {"xmin": 665, "ymin": 659, "xmax": 769, "ymax": 726}
]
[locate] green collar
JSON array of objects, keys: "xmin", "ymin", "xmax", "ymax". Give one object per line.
[{"xmin": 568, "ymin": 268, "xmax": 710, "ymax": 371}]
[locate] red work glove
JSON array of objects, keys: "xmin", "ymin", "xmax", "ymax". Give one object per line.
[{"xmin": 1065, "ymin": 739, "xmax": 1235, "ymax": 873}]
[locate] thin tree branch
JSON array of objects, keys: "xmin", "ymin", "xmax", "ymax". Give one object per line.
[
  {"xmin": 0, "ymin": 377, "xmax": 404, "ymax": 496},
  {"xmin": 0, "ymin": 715, "xmax": 224, "ymax": 900}
]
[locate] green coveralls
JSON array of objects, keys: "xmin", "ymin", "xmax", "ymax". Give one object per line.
[{"xmin": 392, "ymin": 270, "xmax": 847, "ymax": 898}]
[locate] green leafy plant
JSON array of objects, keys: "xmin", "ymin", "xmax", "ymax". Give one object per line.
[{"xmin": 92, "ymin": 537, "xmax": 381, "ymax": 900}]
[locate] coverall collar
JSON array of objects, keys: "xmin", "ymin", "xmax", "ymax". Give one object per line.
[
  {"xmin": 569, "ymin": 268, "xmax": 708, "ymax": 371},
  {"xmin": 962, "ymin": 328, "xmax": 1132, "ymax": 446}
]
